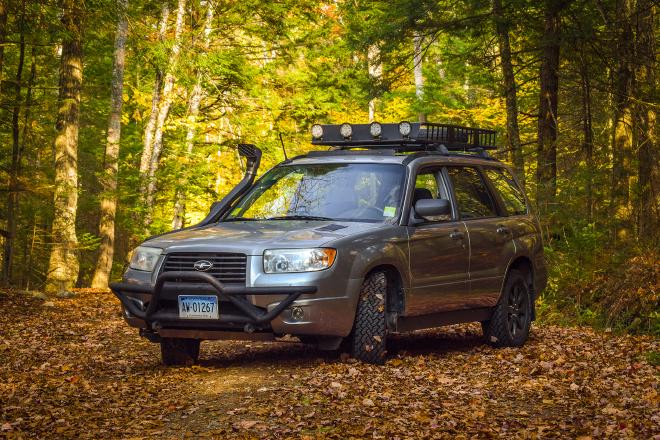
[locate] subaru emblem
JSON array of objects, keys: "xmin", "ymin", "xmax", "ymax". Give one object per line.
[{"xmin": 193, "ymin": 260, "xmax": 213, "ymax": 271}]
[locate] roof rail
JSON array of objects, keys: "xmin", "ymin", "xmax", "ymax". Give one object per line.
[{"xmin": 310, "ymin": 122, "xmax": 497, "ymax": 151}]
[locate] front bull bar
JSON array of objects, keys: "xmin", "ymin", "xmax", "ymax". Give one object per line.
[{"xmin": 109, "ymin": 271, "xmax": 317, "ymax": 326}]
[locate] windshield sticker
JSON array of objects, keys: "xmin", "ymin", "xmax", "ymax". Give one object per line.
[{"xmin": 383, "ymin": 206, "xmax": 396, "ymax": 217}]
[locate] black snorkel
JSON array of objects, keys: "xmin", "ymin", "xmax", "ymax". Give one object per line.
[{"xmin": 195, "ymin": 143, "xmax": 262, "ymax": 227}]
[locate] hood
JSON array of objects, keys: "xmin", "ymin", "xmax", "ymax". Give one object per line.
[{"xmin": 142, "ymin": 220, "xmax": 382, "ymax": 255}]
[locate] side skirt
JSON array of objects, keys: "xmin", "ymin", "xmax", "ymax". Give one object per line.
[{"xmin": 394, "ymin": 307, "xmax": 493, "ymax": 333}]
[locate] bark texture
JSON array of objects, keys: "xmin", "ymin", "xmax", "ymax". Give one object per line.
[
  {"xmin": 143, "ymin": 0, "xmax": 186, "ymax": 233},
  {"xmin": 91, "ymin": 0, "xmax": 128, "ymax": 288},
  {"xmin": 0, "ymin": 0, "xmax": 8, "ymax": 94},
  {"xmin": 492, "ymin": 0, "xmax": 524, "ymax": 184},
  {"xmin": 367, "ymin": 44, "xmax": 382, "ymax": 122},
  {"xmin": 171, "ymin": 3, "xmax": 214, "ymax": 230},
  {"xmin": 45, "ymin": 0, "xmax": 83, "ymax": 293},
  {"xmin": 536, "ymin": 0, "xmax": 563, "ymax": 215}
]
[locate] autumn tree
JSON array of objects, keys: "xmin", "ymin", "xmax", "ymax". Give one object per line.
[
  {"xmin": 45, "ymin": 0, "xmax": 84, "ymax": 293},
  {"xmin": 91, "ymin": 0, "xmax": 129, "ymax": 288}
]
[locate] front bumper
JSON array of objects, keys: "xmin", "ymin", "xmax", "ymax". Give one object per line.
[{"xmin": 110, "ymin": 271, "xmax": 317, "ymax": 334}]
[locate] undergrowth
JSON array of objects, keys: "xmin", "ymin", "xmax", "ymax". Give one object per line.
[{"xmin": 537, "ymin": 223, "xmax": 659, "ymax": 335}]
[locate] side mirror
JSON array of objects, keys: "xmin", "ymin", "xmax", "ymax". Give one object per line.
[{"xmin": 414, "ymin": 198, "xmax": 451, "ymax": 220}]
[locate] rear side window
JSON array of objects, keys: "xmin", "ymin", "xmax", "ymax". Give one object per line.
[
  {"xmin": 484, "ymin": 168, "xmax": 527, "ymax": 216},
  {"xmin": 447, "ymin": 167, "xmax": 498, "ymax": 219}
]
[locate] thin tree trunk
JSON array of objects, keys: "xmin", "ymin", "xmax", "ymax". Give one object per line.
[
  {"xmin": 91, "ymin": 0, "xmax": 128, "ymax": 288},
  {"xmin": 579, "ymin": 49, "xmax": 594, "ymax": 222},
  {"xmin": 609, "ymin": 0, "xmax": 634, "ymax": 238},
  {"xmin": 138, "ymin": 3, "xmax": 169, "ymax": 190},
  {"xmin": 536, "ymin": 0, "xmax": 563, "ymax": 215},
  {"xmin": 367, "ymin": 44, "xmax": 381, "ymax": 122},
  {"xmin": 413, "ymin": 32, "xmax": 426, "ymax": 123},
  {"xmin": 0, "ymin": 0, "xmax": 8, "ymax": 95},
  {"xmin": 143, "ymin": 0, "xmax": 186, "ymax": 233},
  {"xmin": 45, "ymin": 0, "xmax": 83, "ymax": 293},
  {"xmin": 635, "ymin": 0, "xmax": 657, "ymax": 239},
  {"xmin": 172, "ymin": 3, "xmax": 214, "ymax": 230},
  {"xmin": 492, "ymin": 0, "xmax": 524, "ymax": 185},
  {"xmin": 2, "ymin": 5, "xmax": 25, "ymax": 284}
]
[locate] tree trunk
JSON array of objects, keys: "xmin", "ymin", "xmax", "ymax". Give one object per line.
[
  {"xmin": 138, "ymin": 3, "xmax": 169, "ymax": 191},
  {"xmin": 143, "ymin": 0, "xmax": 187, "ymax": 233},
  {"xmin": 2, "ymin": 6, "xmax": 25, "ymax": 284},
  {"xmin": 413, "ymin": 32, "xmax": 426, "ymax": 123},
  {"xmin": 367, "ymin": 44, "xmax": 381, "ymax": 122},
  {"xmin": 492, "ymin": 0, "xmax": 524, "ymax": 185},
  {"xmin": 609, "ymin": 0, "xmax": 634, "ymax": 239},
  {"xmin": 172, "ymin": 3, "xmax": 214, "ymax": 230},
  {"xmin": 536, "ymin": 0, "xmax": 563, "ymax": 215},
  {"xmin": 45, "ymin": 0, "xmax": 83, "ymax": 293},
  {"xmin": 579, "ymin": 50, "xmax": 594, "ymax": 222},
  {"xmin": 91, "ymin": 0, "xmax": 128, "ymax": 289},
  {"xmin": 635, "ymin": 0, "xmax": 657, "ymax": 239},
  {"xmin": 0, "ymin": 0, "xmax": 8, "ymax": 95}
]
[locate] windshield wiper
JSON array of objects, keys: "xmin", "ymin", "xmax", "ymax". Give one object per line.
[
  {"xmin": 267, "ymin": 215, "xmax": 334, "ymax": 221},
  {"xmin": 223, "ymin": 217, "xmax": 259, "ymax": 222}
]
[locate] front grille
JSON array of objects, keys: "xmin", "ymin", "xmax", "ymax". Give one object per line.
[{"xmin": 161, "ymin": 253, "xmax": 247, "ymax": 284}]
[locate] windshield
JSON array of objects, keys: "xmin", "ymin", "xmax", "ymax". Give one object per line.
[{"xmin": 225, "ymin": 163, "xmax": 405, "ymax": 223}]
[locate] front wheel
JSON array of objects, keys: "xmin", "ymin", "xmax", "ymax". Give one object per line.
[
  {"xmin": 350, "ymin": 271, "xmax": 388, "ymax": 365},
  {"xmin": 160, "ymin": 338, "xmax": 201, "ymax": 366},
  {"xmin": 482, "ymin": 269, "xmax": 532, "ymax": 347}
]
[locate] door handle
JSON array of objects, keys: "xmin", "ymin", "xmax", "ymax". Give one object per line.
[
  {"xmin": 496, "ymin": 226, "xmax": 510, "ymax": 235},
  {"xmin": 449, "ymin": 231, "xmax": 464, "ymax": 240}
]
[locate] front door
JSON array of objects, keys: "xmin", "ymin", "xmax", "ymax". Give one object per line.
[{"xmin": 406, "ymin": 168, "xmax": 470, "ymax": 315}]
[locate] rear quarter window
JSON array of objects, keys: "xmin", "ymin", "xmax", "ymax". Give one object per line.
[{"xmin": 484, "ymin": 167, "xmax": 527, "ymax": 216}]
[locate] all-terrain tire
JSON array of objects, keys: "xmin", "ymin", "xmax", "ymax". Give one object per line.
[
  {"xmin": 160, "ymin": 338, "xmax": 201, "ymax": 366},
  {"xmin": 350, "ymin": 271, "xmax": 387, "ymax": 365},
  {"xmin": 483, "ymin": 269, "xmax": 532, "ymax": 348}
]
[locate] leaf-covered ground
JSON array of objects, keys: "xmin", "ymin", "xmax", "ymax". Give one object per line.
[{"xmin": 0, "ymin": 290, "xmax": 658, "ymax": 439}]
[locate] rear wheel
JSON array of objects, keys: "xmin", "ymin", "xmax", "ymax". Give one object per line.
[
  {"xmin": 350, "ymin": 271, "xmax": 387, "ymax": 365},
  {"xmin": 482, "ymin": 269, "xmax": 531, "ymax": 347},
  {"xmin": 160, "ymin": 338, "xmax": 201, "ymax": 366}
]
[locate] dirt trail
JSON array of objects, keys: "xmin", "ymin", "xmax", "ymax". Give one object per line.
[{"xmin": 0, "ymin": 290, "xmax": 658, "ymax": 439}]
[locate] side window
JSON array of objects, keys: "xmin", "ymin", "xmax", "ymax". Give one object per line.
[
  {"xmin": 447, "ymin": 167, "xmax": 498, "ymax": 219},
  {"xmin": 484, "ymin": 168, "xmax": 527, "ymax": 216},
  {"xmin": 413, "ymin": 169, "xmax": 451, "ymax": 222}
]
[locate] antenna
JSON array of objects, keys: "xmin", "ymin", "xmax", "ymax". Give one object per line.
[{"xmin": 278, "ymin": 132, "xmax": 288, "ymax": 160}]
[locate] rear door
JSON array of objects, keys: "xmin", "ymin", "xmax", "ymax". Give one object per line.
[
  {"xmin": 406, "ymin": 167, "xmax": 470, "ymax": 315},
  {"xmin": 446, "ymin": 166, "xmax": 514, "ymax": 308}
]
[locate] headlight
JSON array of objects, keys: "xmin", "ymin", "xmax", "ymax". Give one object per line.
[
  {"xmin": 264, "ymin": 248, "xmax": 336, "ymax": 273},
  {"xmin": 370, "ymin": 121, "xmax": 382, "ymax": 137},
  {"xmin": 128, "ymin": 246, "xmax": 162, "ymax": 272},
  {"xmin": 399, "ymin": 121, "xmax": 412, "ymax": 137}
]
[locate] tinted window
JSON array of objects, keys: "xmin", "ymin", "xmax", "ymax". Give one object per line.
[
  {"xmin": 448, "ymin": 167, "xmax": 498, "ymax": 219},
  {"xmin": 485, "ymin": 168, "xmax": 527, "ymax": 216}
]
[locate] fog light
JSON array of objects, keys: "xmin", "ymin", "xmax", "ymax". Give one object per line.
[
  {"xmin": 311, "ymin": 124, "xmax": 323, "ymax": 139},
  {"xmin": 399, "ymin": 121, "xmax": 412, "ymax": 137},
  {"xmin": 291, "ymin": 306, "xmax": 305, "ymax": 321},
  {"xmin": 370, "ymin": 121, "xmax": 382, "ymax": 137}
]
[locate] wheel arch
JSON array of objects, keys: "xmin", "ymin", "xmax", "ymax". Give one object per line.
[
  {"xmin": 364, "ymin": 264, "xmax": 405, "ymax": 315},
  {"xmin": 505, "ymin": 256, "xmax": 536, "ymax": 320}
]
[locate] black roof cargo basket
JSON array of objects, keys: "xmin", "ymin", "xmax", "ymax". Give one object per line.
[{"xmin": 310, "ymin": 122, "xmax": 497, "ymax": 152}]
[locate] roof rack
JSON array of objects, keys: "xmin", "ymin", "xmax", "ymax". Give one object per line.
[{"xmin": 310, "ymin": 122, "xmax": 497, "ymax": 152}]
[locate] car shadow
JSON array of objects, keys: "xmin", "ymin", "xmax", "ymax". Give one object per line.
[{"xmin": 195, "ymin": 324, "xmax": 491, "ymax": 368}]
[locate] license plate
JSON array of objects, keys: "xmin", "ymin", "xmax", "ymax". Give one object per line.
[{"xmin": 178, "ymin": 295, "xmax": 219, "ymax": 319}]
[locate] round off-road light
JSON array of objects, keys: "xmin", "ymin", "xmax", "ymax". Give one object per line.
[
  {"xmin": 370, "ymin": 122, "xmax": 382, "ymax": 137},
  {"xmin": 311, "ymin": 124, "xmax": 323, "ymax": 139},
  {"xmin": 340, "ymin": 123, "xmax": 352, "ymax": 139},
  {"xmin": 291, "ymin": 306, "xmax": 305, "ymax": 321},
  {"xmin": 399, "ymin": 121, "xmax": 412, "ymax": 137}
]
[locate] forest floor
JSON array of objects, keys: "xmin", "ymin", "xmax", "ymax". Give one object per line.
[{"xmin": 0, "ymin": 289, "xmax": 658, "ymax": 439}]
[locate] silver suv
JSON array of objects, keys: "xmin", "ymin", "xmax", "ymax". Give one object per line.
[{"xmin": 111, "ymin": 122, "xmax": 547, "ymax": 365}]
